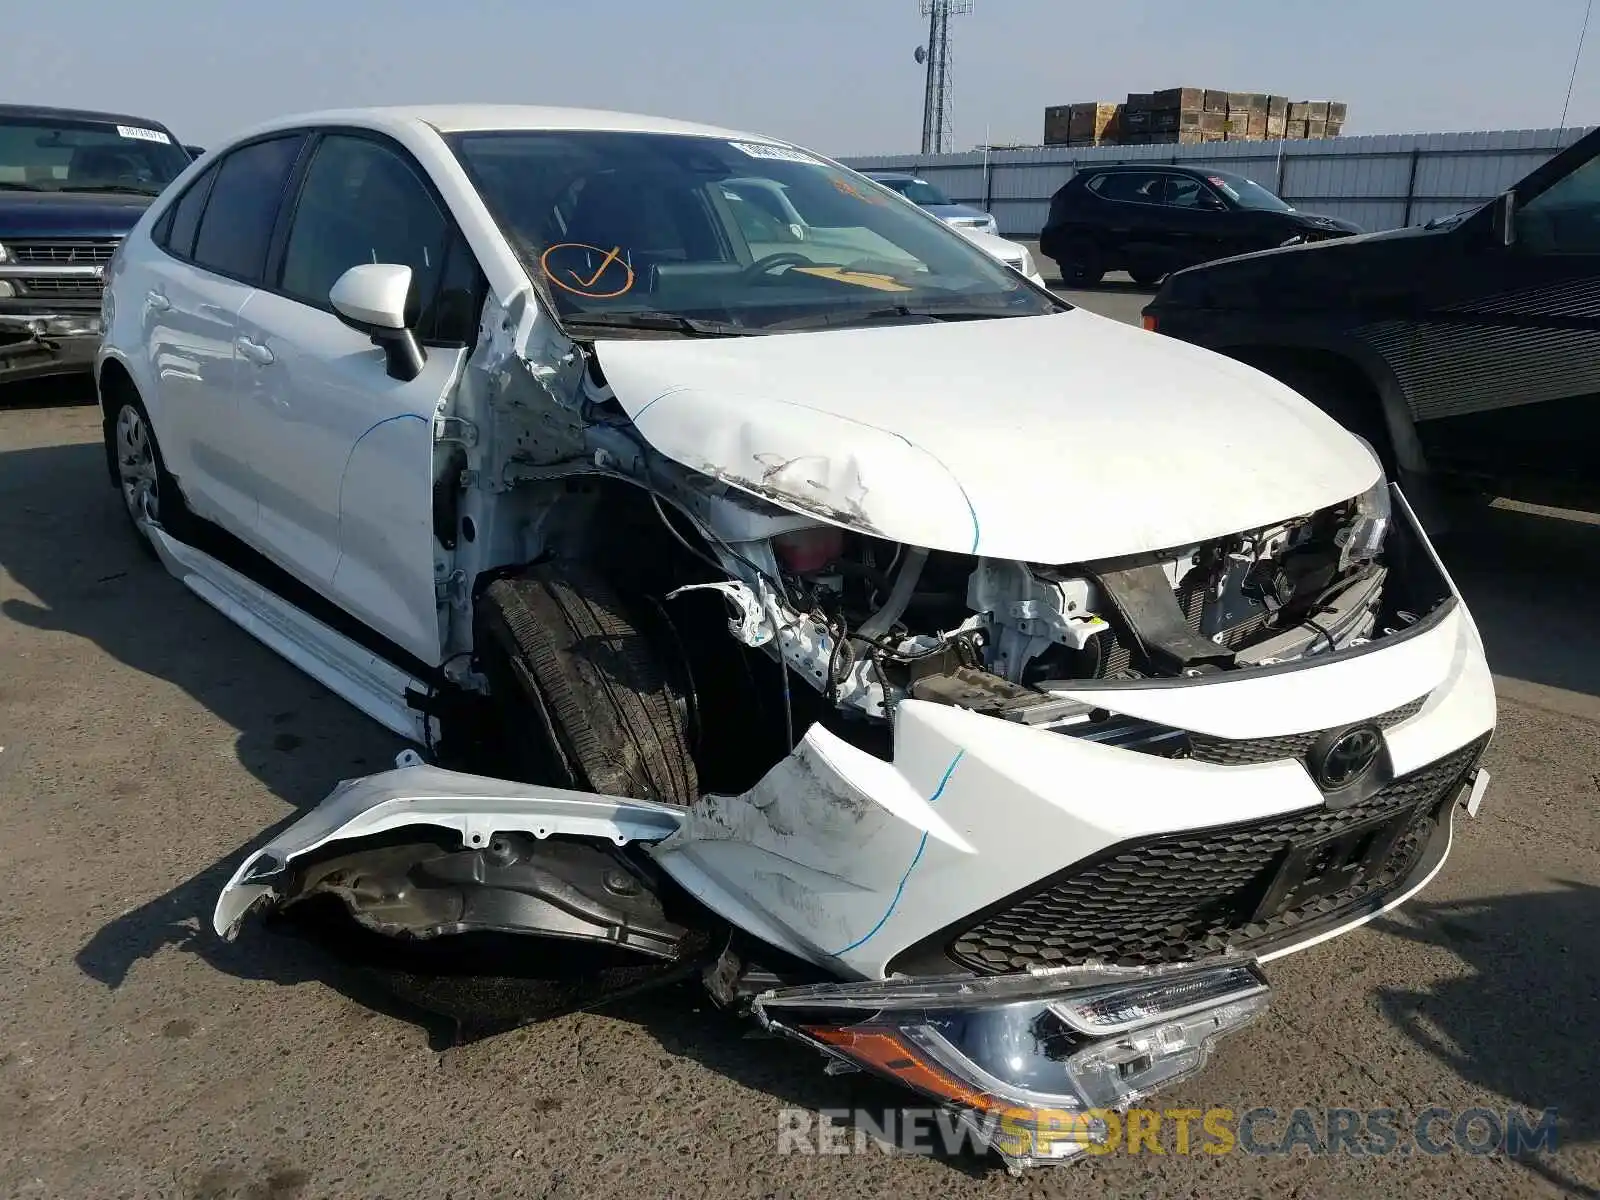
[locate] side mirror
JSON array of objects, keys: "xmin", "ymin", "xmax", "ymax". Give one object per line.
[
  {"xmin": 330, "ymin": 263, "xmax": 426, "ymax": 382},
  {"xmin": 1490, "ymin": 190, "xmax": 1517, "ymax": 247},
  {"xmin": 183, "ymin": 145, "xmax": 206, "ymax": 160}
]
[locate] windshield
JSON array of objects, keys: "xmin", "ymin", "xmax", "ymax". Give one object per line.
[
  {"xmin": 0, "ymin": 115, "xmax": 190, "ymax": 196},
  {"xmin": 451, "ymin": 131, "xmax": 1053, "ymax": 333},
  {"xmin": 872, "ymin": 176, "xmax": 953, "ymax": 206},
  {"xmin": 1206, "ymin": 171, "xmax": 1295, "ymax": 213}
]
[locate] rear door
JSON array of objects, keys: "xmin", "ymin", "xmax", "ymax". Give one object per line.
[
  {"xmin": 1405, "ymin": 132, "xmax": 1600, "ymax": 493},
  {"xmin": 141, "ymin": 134, "xmax": 305, "ymax": 536},
  {"xmin": 1087, "ymin": 170, "xmax": 1169, "ymax": 270},
  {"xmin": 231, "ymin": 130, "xmax": 483, "ymax": 666}
]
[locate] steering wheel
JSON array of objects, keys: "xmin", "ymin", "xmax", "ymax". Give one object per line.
[{"xmin": 738, "ymin": 252, "xmax": 814, "ymax": 282}]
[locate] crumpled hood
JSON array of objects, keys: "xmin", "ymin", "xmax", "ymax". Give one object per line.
[{"xmin": 594, "ymin": 309, "xmax": 1381, "ymax": 563}]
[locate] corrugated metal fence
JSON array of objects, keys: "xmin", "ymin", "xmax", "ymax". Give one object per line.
[{"xmin": 839, "ymin": 127, "xmax": 1594, "ymax": 239}]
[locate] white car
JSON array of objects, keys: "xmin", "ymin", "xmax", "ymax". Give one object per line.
[{"xmin": 98, "ymin": 105, "xmax": 1494, "ymax": 1167}]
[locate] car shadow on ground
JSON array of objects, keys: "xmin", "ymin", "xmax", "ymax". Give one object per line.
[
  {"xmin": 0, "ymin": 438, "xmax": 406, "ymax": 1005},
  {"xmin": 1370, "ymin": 880, "xmax": 1600, "ymax": 1198},
  {"xmin": 1438, "ymin": 501, "xmax": 1600, "ymax": 702},
  {"xmin": 0, "ymin": 376, "xmax": 99, "ymax": 411}
]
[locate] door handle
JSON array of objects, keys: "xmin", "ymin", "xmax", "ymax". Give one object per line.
[
  {"xmin": 236, "ymin": 335, "xmax": 275, "ymax": 366},
  {"xmin": 145, "ymin": 290, "xmax": 171, "ymax": 312}
]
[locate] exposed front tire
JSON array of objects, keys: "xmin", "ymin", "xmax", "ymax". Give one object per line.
[
  {"xmin": 476, "ymin": 563, "xmax": 699, "ymax": 805},
  {"xmin": 103, "ymin": 391, "xmax": 190, "ymax": 556}
]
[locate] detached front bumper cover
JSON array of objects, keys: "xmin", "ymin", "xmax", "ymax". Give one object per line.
[{"xmin": 753, "ymin": 956, "xmax": 1270, "ymax": 1170}]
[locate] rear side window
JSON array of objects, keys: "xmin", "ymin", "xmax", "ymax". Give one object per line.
[
  {"xmin": 1090, "ymin": 172, "xmax": 1165, "ymax": 204},
  {"xmin": 191, "ymin": 135, "xmax": 304, "ymax": 282},
  {"xmin": 155, "ymin": 165, "xmax": 216, "ymax": 258}
]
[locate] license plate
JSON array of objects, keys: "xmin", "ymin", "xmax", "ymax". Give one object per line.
[{"xmin": 1251, "ymin": 806, "xmax": 1419, "ymax": 923}]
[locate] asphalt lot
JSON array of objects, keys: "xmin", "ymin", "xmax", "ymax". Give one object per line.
[{"xmin": 2, "ymin": 295, "xmax": 1599, "ymax": 1198}]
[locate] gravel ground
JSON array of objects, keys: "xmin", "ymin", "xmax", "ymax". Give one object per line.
[{"xmin": 2, "ymin": 363, "xmax": 1597, "ymax": 1199}]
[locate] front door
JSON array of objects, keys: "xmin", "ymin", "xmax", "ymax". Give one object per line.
[
  {"xmin": 232, "ymin": 131, "xmax": 477, "ymax": 667},
  {"xmin": 1408, "ymin": 131, "xmax": 1600, "ymax": 495}
]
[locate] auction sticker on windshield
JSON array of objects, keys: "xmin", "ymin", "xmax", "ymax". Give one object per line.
[
  {"xmin": 728, "ymin": 141, "xmax": 821, "ymax": 164},
  {"xmin": 117, "ymin": 125, "xmax": 172, "ymax": 144}
]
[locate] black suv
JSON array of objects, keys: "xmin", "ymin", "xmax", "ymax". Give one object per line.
[
  {"xmin": 1040, "ymin": 164, "xmax": 1361, "ymax": 286},
  {"xmin": 0, "ymin": 104, "xmax": 193, "ymax": 384},
  {"xmin": 1143, "ymin": 127, "xmax": 1600, "ymax": 510}
]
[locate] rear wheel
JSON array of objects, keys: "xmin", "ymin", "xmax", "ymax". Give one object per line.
[
  {"xmin": 104, "ymin": 392, "xmax": 191, "ymax": 555},
  {"xmin": 1130, "ymin": 268, "xmax": 1166, "ymax": 288},
  {"xmin": 476, "ymin": 563, "xmax": 699, "ymax": 805}
]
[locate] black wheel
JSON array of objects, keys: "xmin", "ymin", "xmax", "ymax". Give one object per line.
[
  {"xmin": 1130, "ymin": 268, "xmax": 1166, "ymax": 288},
  {"xmin": 103, "ymin": 391, "xmax": 191, "ymax": 555},
  {"xmin": 476, "ymin": 563, "xmax": 699, "ymax": 804},
  {"xmin": 1052, "ymin": 242, "xmax": 1104, "ymax": 287}
]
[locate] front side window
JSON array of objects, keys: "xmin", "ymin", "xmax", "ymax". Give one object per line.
[
  {"xmin": 279, "ymin": 134, "xmax": 449, "ymax": 317},
  {"xmin": 1162, "ymin": 175, "xmax": 1223, "ymax": 210},
  {"xmin": 191, "ymin": 136, "xmax": 305, "ymax": 282},
  {"xmin": 451, "ymin": 131, "xmax": 1055, "ymax": 333},
  {"xmin": 0, "ymin": 114, "xmax": 190, "ymax": 196},
  {"xmin": 1516, "ymin": 154, "xmax": 1600, "ymax": 254},
  {"xmin": 1205, "ymin": 171, "xmax": 1294, "ymax": 213}
]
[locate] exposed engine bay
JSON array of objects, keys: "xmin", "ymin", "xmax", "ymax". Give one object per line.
[{"xmin": 594, "ymin": 455, "xmax": 1409, "ymax": 739}]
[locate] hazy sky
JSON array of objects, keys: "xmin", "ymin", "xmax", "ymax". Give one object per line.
[{"xmin": 3, "ymin": 0, "xmax": 1594, "ymax": 154}]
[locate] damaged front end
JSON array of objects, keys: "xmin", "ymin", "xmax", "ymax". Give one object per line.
[
  {"xmin": 214, "ymin": 760, "xmax": 1271, "ymax": 1172},
  {"xmin": 217, "ymin": 283, "xmax": 1494, "ymax": 1170}
]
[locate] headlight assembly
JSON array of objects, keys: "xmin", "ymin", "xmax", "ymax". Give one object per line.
[{"xmin": 1338, "ymin": 437, "xmax": 1392, "ymax": 569}]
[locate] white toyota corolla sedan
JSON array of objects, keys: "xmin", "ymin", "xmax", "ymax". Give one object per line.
[{"xmin": 97, "ymin": 106, "xmax": 1495, "ymax": 1165}]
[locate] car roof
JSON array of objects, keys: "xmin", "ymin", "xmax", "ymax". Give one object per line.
[
  {"xmin": 1081, "ymin": 163, "xmax": 1220, "ymax": 178},
  {"xmin": 0, "ymin": 102, "xmax": 176, "ymax": 130},
  {"xmin": 221, "ymin": 104, "xmax": 782, "ymax": 146}
]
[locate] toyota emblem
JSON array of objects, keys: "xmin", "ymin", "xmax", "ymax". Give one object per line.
[{"xmin": 1313, "ymin": 725, "xmax": 1383, "ymax": 790}]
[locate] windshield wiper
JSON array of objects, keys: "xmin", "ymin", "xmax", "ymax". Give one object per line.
[
  {"xmin": 560, "ymin": 312, "xmax": 756, "ymax": 338},
  {"xmin": 54, "ymin": 184, "xmax": 162, "ymax": 196},
  {"xmin": 761, "ymin": 303, "xmax": 1034, "ymax": 331}
]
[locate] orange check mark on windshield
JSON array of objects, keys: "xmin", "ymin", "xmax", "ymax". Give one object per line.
[{"xmin": 568, "ymin": 246, "xmax": 623, "ymax": 289}]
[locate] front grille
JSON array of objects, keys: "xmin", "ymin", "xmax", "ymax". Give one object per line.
[
  {"xmin": 8, "ymin": 239, "xmax": 119, "ymax": 265},
  {"xmin": 18, "ymin": 277, "xmax": 103, "ymax": 298},
  {"xmin": 948, "ymin": 737, "xmax": 1485, "ymax": 973},
  {"xmin": 1188, "ymin": 694, "xmax": 1429, "ymax": 766}
]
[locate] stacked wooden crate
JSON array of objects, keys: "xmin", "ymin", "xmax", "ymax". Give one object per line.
[
  {"xmin": 1043, "ymin": 101, "xmax": 1121, "ymax": 146},
  {"xmin": 1043, "ymin": 91, "xmax": 1347, "ymax": 147}
]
